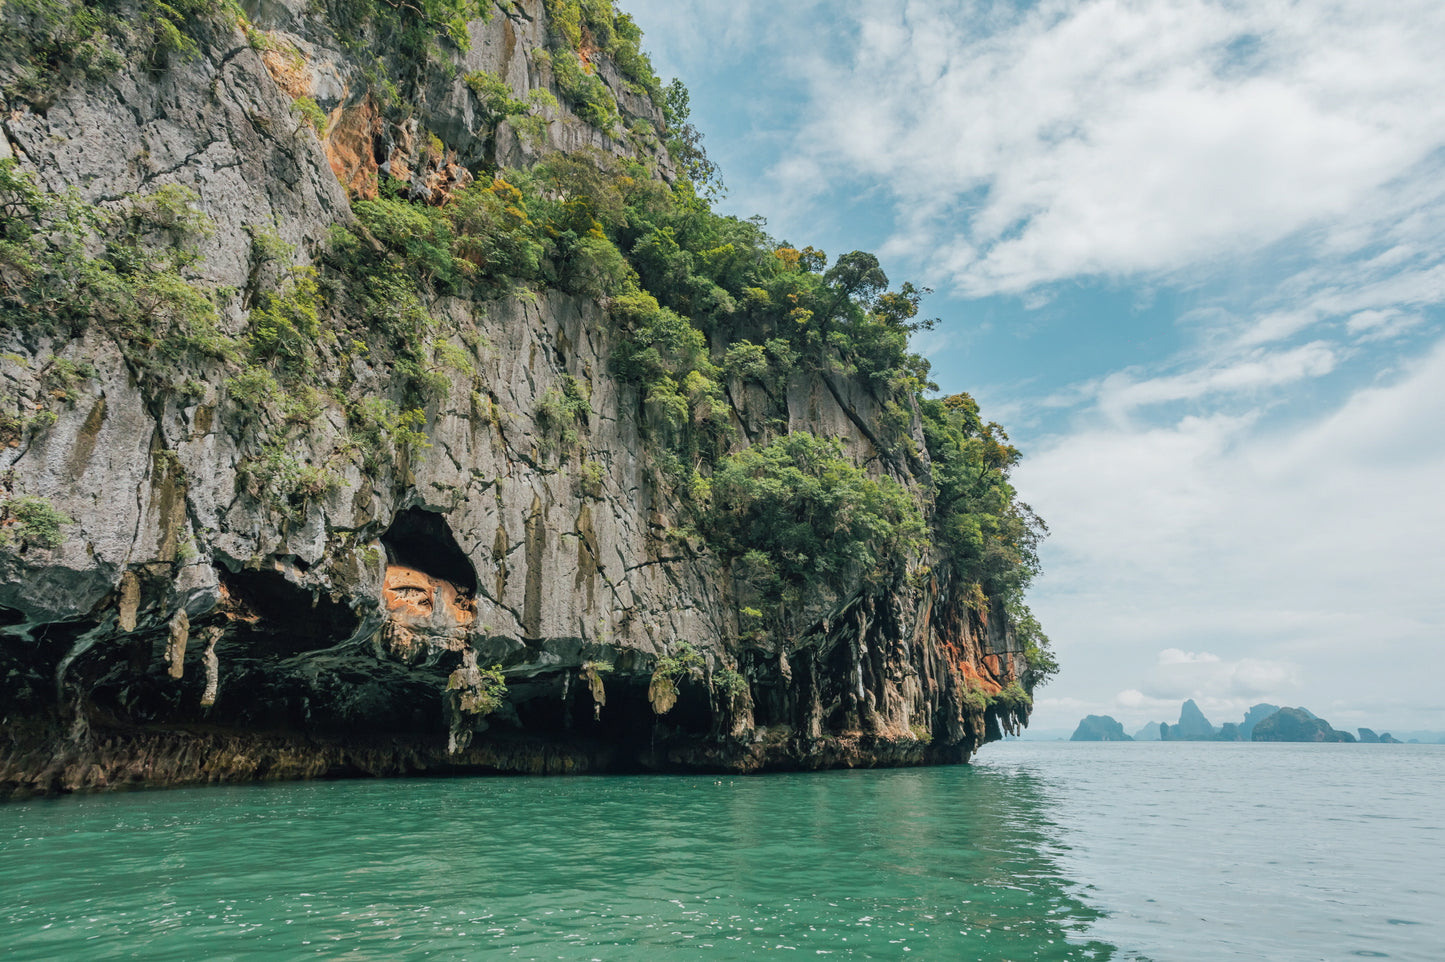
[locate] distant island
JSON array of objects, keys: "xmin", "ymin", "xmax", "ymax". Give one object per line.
[
  {"xmin": 1071, "ymin": 700, "xmax": 1408, "ymax": 743},
  {"xmin": 1253, "ymin": 707, "xmax": 1355, "ymax": 743},
  {"xmin": 1070, "ymin": 715, "xmax": 1134, "ymax": 741}
]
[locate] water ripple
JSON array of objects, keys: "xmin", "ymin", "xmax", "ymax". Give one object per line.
[{"xmin": 3, "ymin": 743, "xmax": 1440, "ymax": 960}]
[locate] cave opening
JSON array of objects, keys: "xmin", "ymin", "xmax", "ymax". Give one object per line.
[
  {"xmin": 220, "ymin": 567, "xmax": 361, "ymax": 657},
  {"xmin": 0, "ymin": 615, "xmax": 91, "ymax": 715},
  {"xmin": 0, "ymin": 604, "xmax": 28, "ymax": 629},
  {"xmin": 381, "ymin": 507, "xmax": 477, "ymax": 593},
  {"xmin": 503, "ymin": 671, "xmax": 719, "ymax": 770},
  {"xmin": 73, "ymin": 569, "xmax": 371, "ymax": 732}
]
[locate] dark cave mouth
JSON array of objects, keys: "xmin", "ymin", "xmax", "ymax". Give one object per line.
[
  {"xmin": 497, "ymin": 671, "xmax": 718, "ymax": 753},
  {"xmin": 381, "ymin": 507, "xmax": 477, "ymax": 593},
  {"xmin": 219, "ymin": 567, "xmax": 361, "ymax": 656}
]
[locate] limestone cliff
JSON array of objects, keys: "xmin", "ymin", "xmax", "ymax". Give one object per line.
[{"xmin": 0, "ymin": 0, "xmax": 1047, "ymax": 798}]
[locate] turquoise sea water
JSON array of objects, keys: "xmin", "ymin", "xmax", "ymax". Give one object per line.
[{"xmin": 2, "ymin": 741, "xmax": 1441, "ymax": 960}]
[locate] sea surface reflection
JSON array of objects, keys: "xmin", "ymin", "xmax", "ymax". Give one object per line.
[
  {"xmin": 3, "ymin": 762, "xmax": 1125, "ymax": 960},
  {"xmin": 12, "ymin": 743, "xmax": 1437, "ymax": 960}
]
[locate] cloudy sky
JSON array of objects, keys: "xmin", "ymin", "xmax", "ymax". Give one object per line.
[{"xmin": 624, "ymin": 0, "xmax": 1445, "ymax": 736}]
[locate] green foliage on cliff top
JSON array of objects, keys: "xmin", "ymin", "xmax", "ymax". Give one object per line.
[
  {"xmin": 921, "ymin": 392, "xmax": 1045, "ymax": 600},
  {"xmin": 541, "ymin": 0, "xmax": 663, "ymax": 106},
  {"xmin": 707, "ymin": 433, "xmax": 927, "ymax": 607}
]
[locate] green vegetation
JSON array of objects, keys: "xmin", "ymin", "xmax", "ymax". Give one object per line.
[
  {"xmin": 465, "ymin": 69, "xmax": 557, "ymax": 144},
  {"xmin": 707, "ymin": 433, "xmax": 926, "ymax": 607},
  {"xmin": 0, "ymin": 160, "xmax": 231, "ymax": 397},
  {"xmin": 449, "ymin": 660, "xmax": 508, "ymax": 716},
  {"xmin": 661, "ymin": 80, "xmax": 722, "ymax": 201},
  {"xmin": 920, "ymin": 392, "xmax": 1051, "ymax": 660},
  {"xmin": 541, "ymin": 0, "xmax": 663, "ymax": 108},
  {"xmin": 0, "ymin": 495, "xmax": 73, "ymax": 549},
  {"xmin": 41, "ymin": 357, "xmax": 96, "ymax": 402},
  {"xmin": 535, "ymin": 374, "xmax": 591, "ymax": 453},
  {"xmin": 578, "ymin": 460, "xmax": 606, "ymax": 499},
  {"xmin": 236, "ymin": 443, "xmax": 345, "ymax": 520},
  {"xmin": 961, "ymin": 679, "xmax": 989, "ymax": 715},
  {"xmin": 537, "ymin": 47, "xmax": 618, "ymax": 131},
  {"xmin": 327, "ymin": 0, "xmax": 492, "ymax": 85},
  {"xmin": 1008, "ymin": 598, "xmax": 1059, "ymax": 686},
  {"xmin": 648, "ymin": 640, "xmax": 703, "ymax": 716},
  {"xmin": 347, "ymin": 398, "xmax": 430, "ymax": 472},
  {"xmin": 712, "ymin": 666, "xmax": 749, "ymax": 710},
  {"xmin": 247, "ymin": 266, "xmax": 323, "ymax": 379},
  {"xmin": 992, "ymin": 682, "xmax": 1033, "ymax": 712},
  {"xmin": 0, "ymin": 0, "xmax": 217, "ymax": 101},
  {"xmin": 653, "ymin": 641, "xmax": 704, "ymax": 683},
  {"xmin": 0, "ymin": 407, "xmax": 57, "ymax": 445},
  {"xmin": 921, "ymin": 393, "xmax": 1044, "ymax": 598},
  {"xmin": 293, "ymin": 96, "xmax": 329, "ymax": 133}
]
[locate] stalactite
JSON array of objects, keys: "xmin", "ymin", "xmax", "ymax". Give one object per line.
[
  {"xmin": 165, "ymin": 610, "xmax": 189, "ymax": 680},
  {"xmin": 200, "ymin": 627, "xmax": 222, "ymax": 708}
]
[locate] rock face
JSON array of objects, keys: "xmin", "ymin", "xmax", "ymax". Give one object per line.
[
  {"xmin": 0, "ymin": 2, "xmax": 1039, "ymax": 798},
  {"xmin": 1357, "ymin": 728, "xmax": 1381, "ymax": 744},
  {"xmin": 1215, "ymin": 722, "xmax": 1243, "ymax": 741},
  {"xmin": 1160, "ymin": 699, "xmax": 1216, "ymax": 740},
  {"xmin": 1252, "ymin": 708, "xmax": 1356, "ymax": 743},
  {"xmin": 1070, "ymin": 715, "xmax": 1132, "ymax": 742},
  {"xmin": 1133, "ymin": 722, "xmax": 1162, "ymax": 741},
  {"xmin": 1239, "ymin": 703, "xmax": 1280, "ymax": 740}
]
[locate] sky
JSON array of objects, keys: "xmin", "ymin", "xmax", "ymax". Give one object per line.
[{"xmin": 622, "ymin": 0, "xmax": 1445, "ymax": 737}]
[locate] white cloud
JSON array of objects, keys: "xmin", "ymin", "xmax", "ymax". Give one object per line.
[
  {"xmin": 1018, "ymin": 335, "xmax": 1445, "ymax": 730},
  {"xmin": 1095, "ymin": 342, "xmax": 1337, "ymax": 420},
  {"xmin": 777, "ymin": 0, "xmax": 1445, "ymax": 297},
  {"xmin": 1148, "ymin": 649, "xmax": 1301, "ymax": 700},
  {"xmin": 1157, "ymin": 649, "xmax": 1221, "ymax": 666}
]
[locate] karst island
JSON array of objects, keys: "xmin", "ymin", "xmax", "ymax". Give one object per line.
[{"xmin": 0, "ymin": 0, "xmax": 1054, "ymax": 798}]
